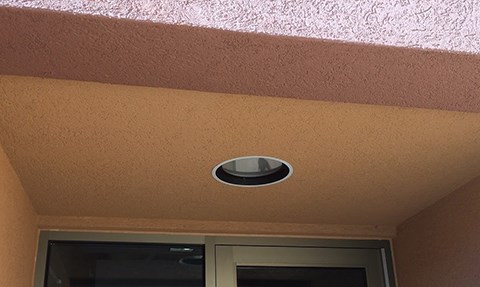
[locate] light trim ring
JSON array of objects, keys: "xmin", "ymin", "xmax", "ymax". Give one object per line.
[{"xmin": 212, "ymin": 156, "xmax": 293, "ymax": 187}]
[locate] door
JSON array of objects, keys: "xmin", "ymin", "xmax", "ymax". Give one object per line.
[{"xmin": 216, "ymin": 246, "xmax": 386, "ymax": 287}]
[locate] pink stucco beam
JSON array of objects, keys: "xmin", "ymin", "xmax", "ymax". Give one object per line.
[{"xmin": 1, "ymin": 0, "xmax": 479, "ymax": 54}]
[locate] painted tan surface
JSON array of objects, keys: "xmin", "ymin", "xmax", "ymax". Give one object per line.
[
  {"xmin": 394, "ymin": 176, "xmax": 480, "ymax": 287},
  {"xmin": 1, "ymin": 76, "xmax": 480, "ymax": 230},
  {"xmin": 37, "ymin": 215, "xmax": 396, "ymax": 238},
  {"xmin": 1, "ymin": 4, "xmax": 479, "ymax": 284},
  {"xmin": 0, "ymin": 144, "xmax": 37, "ymax": 286}
]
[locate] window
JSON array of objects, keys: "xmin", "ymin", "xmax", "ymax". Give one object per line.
[
  {"xmin": 35, "ymin": 232, "xmax": 396, "ymax": 287},
  {"xmin": 45, "ymin": 242, "xmax": 204, "ymax": 287}
]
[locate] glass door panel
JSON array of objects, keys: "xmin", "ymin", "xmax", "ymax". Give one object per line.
[
  {"xmin": 216, "ymin": 246, "xmax": 385, "ymax": 287},
  {"xmin": 237, "ymin": 266, "xmax": 367, "ymax": 287}
]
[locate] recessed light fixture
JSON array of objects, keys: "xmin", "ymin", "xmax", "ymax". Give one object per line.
[
  {"xmin": 179, "ymin": 255, "xmax": 204, "ymax": 266},
  {"xmin": 212, "ymin": 156, "xmax": 293, "ymax": 187}
]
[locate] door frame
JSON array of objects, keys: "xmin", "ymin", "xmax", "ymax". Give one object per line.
[
  {"xmin": 216, "ymin": 245, "xmax": 385, "ymax": 287},
  {"xmin": 34, "ymin": 231, "xmax": 396, "ymax": 287}
]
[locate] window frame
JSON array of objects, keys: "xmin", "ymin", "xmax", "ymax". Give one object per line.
[{"xmin": 34, "ymin": 231, "xmax": 396, "ymax": 287}]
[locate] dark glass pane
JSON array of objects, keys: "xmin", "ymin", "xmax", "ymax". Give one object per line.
[
  {"xmin": 237, "ymin": 266, "xmax": 367, "ymax": 287},
  {"xmin": 45, "ymin": 241, "xmax": 204, "ymax": 287}
]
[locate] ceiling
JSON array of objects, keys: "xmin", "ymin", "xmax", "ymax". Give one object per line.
[
  {"xmin": 1, "ymin": 2, "xmax": 479, "ymax": 230},
  {"xmin": 1, "ymin": 76, "xmax": 479, "ymax": 227}
]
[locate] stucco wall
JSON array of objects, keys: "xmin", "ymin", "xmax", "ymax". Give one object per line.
[
  {"xmin": 0, "ymin": 144, "xmax": 38, "ymax": 287},
  {"xmin": 394, "ymin": 176, "xmax": 480, "ymax": 287}
]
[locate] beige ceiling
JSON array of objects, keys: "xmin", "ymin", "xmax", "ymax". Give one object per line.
[{"xmin": 1, "ymin": 76, "xmax": 480, "ymax": 227}]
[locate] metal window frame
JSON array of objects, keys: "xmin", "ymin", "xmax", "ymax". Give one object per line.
[{"xmin": 34, "ymin": 231, "xmax": 396, "ymax": 287}]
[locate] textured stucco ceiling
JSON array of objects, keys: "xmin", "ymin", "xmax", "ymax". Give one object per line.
[
  {"xmin": 2, "ymin": 2, "xmax": 480, "ymax": 231},
  {"xmin": 1, "ymin": 76, "xmax": 480, "ymax": 227},
  {"xmin": 1, "ymin": 6, "xmax": 480, "ymax": 113},
  {"xmin": 2, "ymin": 0, "xmax": 479, "ymax": 53}
]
